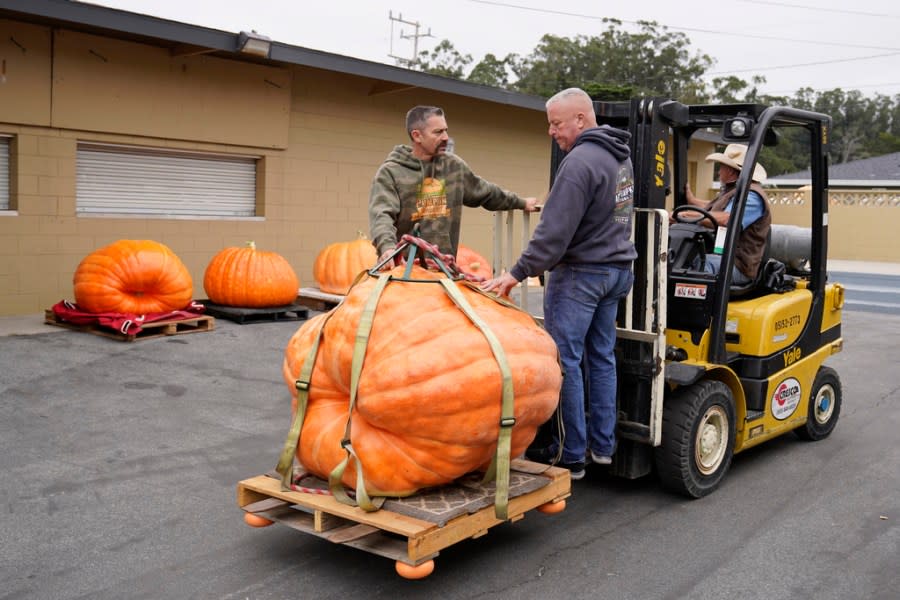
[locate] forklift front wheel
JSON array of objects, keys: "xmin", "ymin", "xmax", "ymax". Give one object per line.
[
  {"xmin": 655, "ymin": 380, "xmax": 736, "ymax": 498},
  {"xmin": 795, "ymin": 366, "xmax": 842, "ymax": 441}
]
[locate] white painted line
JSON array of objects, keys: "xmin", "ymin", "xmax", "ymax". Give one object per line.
[
  {"xmin": 842, "ymin": 285, "xmax": 900, "ymax": 294},
  {"xmin": 843, "ymin": 300, "xmax": 900, "ymax": 309}
]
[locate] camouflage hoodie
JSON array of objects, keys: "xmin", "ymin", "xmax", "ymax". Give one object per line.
[{"xmin": 368, "ymin": 145, "xmax": 527, "ymax": 257}]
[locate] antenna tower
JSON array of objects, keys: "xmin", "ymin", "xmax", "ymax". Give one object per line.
[{"xmin": 388, "ymin": 11, "xmax": 433, "ymax": 68}]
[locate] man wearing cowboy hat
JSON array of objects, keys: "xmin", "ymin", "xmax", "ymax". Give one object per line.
[{"xmin": 683, "ymin": 143, "xmax": 771, "ymax": 285}]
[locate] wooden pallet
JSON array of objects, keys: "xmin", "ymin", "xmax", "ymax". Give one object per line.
[
  {"xmin": 296, "ymin": 287, "xmax": 345, "ymax": 311},
  {"xmin": 237, "ymin": 459, "xmax": 570, "ymax": 578},
  {"xmin": 200, "ymin": 301, "xmax": 309, "ymax": 324},
  {"xmin": 44, "ymin": 310, "xmax": 215, "ymax": 342}
]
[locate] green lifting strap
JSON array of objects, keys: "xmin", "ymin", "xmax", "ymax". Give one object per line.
[
  {"xmin": 328, "ymin": 272, "xmax": 391, "ymax": 512},
  {"xmin": 439, "ymin": 278, "xmax": 515, "ymax": 521},
  {"xmin": 274, "ymin": 311, "xmax": 334, "ymax": 490}
]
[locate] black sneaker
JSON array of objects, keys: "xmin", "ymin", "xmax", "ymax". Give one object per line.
[
  {"xmin": 558, "ymin": 461, "xmax": 586, "ymax": 481},
  {"xmin": 527, "ymin": 446, "xmax": 585, "ymax": 480},
  {"xmin": 525, "ymin": 445, "xmax": 557, "ymax": 464}
]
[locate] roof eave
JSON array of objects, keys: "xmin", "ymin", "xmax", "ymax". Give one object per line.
[{"xmin": 0, "ymin": 0, "xmax": 546, "ymax": 112}]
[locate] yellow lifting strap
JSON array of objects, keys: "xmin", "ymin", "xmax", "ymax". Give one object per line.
[
  {"xmin": 327, "ymin": 272, "xmax": 391, "ymax": 512},
  {"xmin": 274, "ymin": 310, "xmax": 334, "ymax": 490},
  {"xmin": 274, "ymin": 268, "xmax": 374, "ymax": 491},
  {"xmin": 439, "ymin": 278, "xmax": 515, "ymax": 520}
]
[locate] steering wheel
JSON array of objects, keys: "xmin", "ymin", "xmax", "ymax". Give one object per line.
[{"xmin": 672, "ymin": 204, "xmax": 718, "ymax": 230}]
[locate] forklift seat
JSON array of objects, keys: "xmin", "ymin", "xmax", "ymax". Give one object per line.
[{"xmin": 729, "ymin": 232, "xmax": 795, "ymax": 298}]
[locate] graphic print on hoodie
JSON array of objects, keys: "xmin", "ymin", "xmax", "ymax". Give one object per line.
[{"xmin": 412, "ymin": 177, "xmax": 450, "ymax": 222}]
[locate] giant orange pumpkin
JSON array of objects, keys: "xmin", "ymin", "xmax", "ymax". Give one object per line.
[
  {"xmin": 203, "ymin": 241, "xmax": 299, "ymax": 307},
  {"xmin": 281, "ymin": 264, "xmax": 561, "ymax": 497},
  {"xmin": 456, "ymin": 244, "xmax": 493, "ymax": 279},
  {"xmin": 312, "ymin": 233, "xmax": 378, "ymax": 295},
  {"xmin": 73, "ymin": 239, "xmax": 193, "ymax": 314}
]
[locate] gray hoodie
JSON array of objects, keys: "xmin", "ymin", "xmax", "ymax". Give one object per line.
[{"xmin": 510, "ymin": 126, "xmax": 637, "ymax": 281}]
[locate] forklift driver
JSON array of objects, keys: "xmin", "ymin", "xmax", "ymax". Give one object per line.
[{"xmin": 681, "ymin": 143, "xmax": 772, "ymax": 285}]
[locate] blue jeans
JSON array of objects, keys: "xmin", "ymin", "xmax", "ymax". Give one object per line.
[
  {"xmin": 704, "ymin": 254, "xmax": 751, "ymax": 285},
  {"xmin": 543, "ymin": 263, "xmax": 634, "ymax": 463}
]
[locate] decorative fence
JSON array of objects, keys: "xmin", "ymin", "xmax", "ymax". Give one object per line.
[{"xmin": 766, "ymin": 188, "xmax": 900, "ymax": 262}]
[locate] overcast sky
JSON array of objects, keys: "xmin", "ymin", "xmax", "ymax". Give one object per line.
[{"xmin": 86, "ymin": 0, "xmax": 900, "ymax": 98}]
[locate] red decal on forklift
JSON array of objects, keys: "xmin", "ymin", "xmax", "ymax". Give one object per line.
[
  {"xmin": 771, "ymin": 377, "xmax": 802, "ymax": 420},
  {"xmin": 674, "ymin": 283, "xmax": 707, "ymax": 299}
]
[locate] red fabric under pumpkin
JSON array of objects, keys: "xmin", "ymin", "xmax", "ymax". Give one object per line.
[{"xmin": 51, "ymin": 300, "xmax": 205, "ymax": 336}]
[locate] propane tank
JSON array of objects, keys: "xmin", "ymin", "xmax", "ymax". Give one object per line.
[{"xmin": 769, "ymin": 224, "xmax": 811, "ymax": 270}]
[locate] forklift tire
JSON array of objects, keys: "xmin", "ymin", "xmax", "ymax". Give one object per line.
[
  {"xmin": 794, "ymin": 366, "xmax": 842, "ymax": 441},
  {"xmin": 655, "ymin": 380, "xmax": 735, "ymax": 498}
]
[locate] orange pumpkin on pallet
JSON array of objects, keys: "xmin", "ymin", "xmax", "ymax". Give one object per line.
[
  {"xmin": 73, "ymin": 239, "xmax": 193, "ymax": 314},
  {"xmin": 203, "ymin": 241, "xmax": 299, "ymax": 308},
  {"xmin": 281, "ymin": 263, "xmax": 561, "ymax": 497},
  {"xmin": 456, "ymin": 244, "xmax": 493, "ymax": 279},
  {"xmin": 312, "ymin": 233, "xmax": 378, "ymax": 295}
]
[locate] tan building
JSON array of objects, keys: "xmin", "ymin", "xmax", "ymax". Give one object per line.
[
  {"xmin": 2, "ymin": 2, "xmax": 896, "ymax": 317},
  {"xmin": 0, "ymin": 0, "xmax": 551, "ymax": 316}
]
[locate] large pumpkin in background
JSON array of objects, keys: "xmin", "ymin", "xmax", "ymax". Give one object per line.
[
  {"xmin": 456, "ymin": 244, "xmax": 493, "ymax": 279},
  {"xmin": 312, "ymin": 233, "xmax": 378, "ymax": 295},
  {"xmin": 73, "ymin": 240, "xmax": 193, "ymax": 314},
  {"xmin": 203, "ymin": 241, "xmax": 299, "ymax": 307},
  {"xmin": 282, "ymin": 264, "xmax": 561, "ymax": 496}
]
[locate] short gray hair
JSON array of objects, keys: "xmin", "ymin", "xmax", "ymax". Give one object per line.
[
  {"xmin": 546, "ymin": 88, "xmax": 592, "ymax": 109},
  {"xmin": 406, "ymin": 106, "xmax": 444, "ymax": 139}
]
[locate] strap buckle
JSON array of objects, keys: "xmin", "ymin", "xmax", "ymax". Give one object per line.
[
  {"xmin": 499, "ymin": 416, "xmax": 516, "ymax": 428},
  {"xmin": 295, "ymin": 379, "xmax": 309, "ymax": 391}
]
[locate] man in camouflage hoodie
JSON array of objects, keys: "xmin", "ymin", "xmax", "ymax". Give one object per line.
[{"xmin": 368, "ymin": 105, "xmax": 538, "ymax": 266}]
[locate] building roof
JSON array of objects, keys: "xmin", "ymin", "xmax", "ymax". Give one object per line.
[
  {"xmin": 769, "ymin": 151, "xmax": 900, "ymax": 187},
  {"xmin": 0, "ymin": 0, "xmax": 546, "ymax": 112}
]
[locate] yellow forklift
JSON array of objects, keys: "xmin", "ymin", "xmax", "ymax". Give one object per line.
[{"xmin": 542, "ymin": 99, "xmax": 845, "ymax": 497}]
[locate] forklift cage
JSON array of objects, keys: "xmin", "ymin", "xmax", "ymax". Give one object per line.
[{"xmin": 491, "ymin": 207, "xmax": 669, "ymax": 446}]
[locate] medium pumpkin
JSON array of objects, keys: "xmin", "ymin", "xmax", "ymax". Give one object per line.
[
  {"xmin": 203, "ymin": 241, "xmax": 299, "ymax": 308},
  {"xmin": 73, "ymin": 239, "xmax": 193, "ymax": 314},
  {"xmin": 312, "ymin": 233, "xmax": 378, "ymax": 295},
  {"xmin": 282, "ymin": 264, "xmax": 561, "ymax": 496},
  {"xmin": 456, "ymin": 244, "xmax": 493, "ymax": 279}
]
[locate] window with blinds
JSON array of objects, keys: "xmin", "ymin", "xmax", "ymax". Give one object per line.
[
  {"xmin": 76, "ymin": 143, "xmax": 258, "ymax": 217},
  {"xmin": 0, "ymin": 136, "xmax": 9, "ymax": 211}
]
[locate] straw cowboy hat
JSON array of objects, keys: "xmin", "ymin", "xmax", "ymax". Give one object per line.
[{"xmin": 706, "ymin": 143, "xmax": 767, "ymax": 182}]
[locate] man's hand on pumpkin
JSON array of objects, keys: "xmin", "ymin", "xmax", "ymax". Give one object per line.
[{"xmin": 480, "ymin": 272, "xmax": 519, "ymax": 298}]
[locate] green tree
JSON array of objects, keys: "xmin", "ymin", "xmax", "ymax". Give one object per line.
[
  {"xmin": 582, "ymin": 82, "xmax": 634, "ymax": 101},
  {"xmin": 467, "ymin": 53, "xmax": 516, "ymax": 87},
  {"xmin": 416, "ymin": 39, "xmax": 472, "ymax": 79},
  {"xmin": 710, "ymin": 75, "xmax": 769, "ymax": 104},
  {"xmin": 507, "ymin": 20, "xmax": 712, "ymax": 101},
  {"xmin": 410, "ymin": 30, "xmax": 900, "ymax": 174}
]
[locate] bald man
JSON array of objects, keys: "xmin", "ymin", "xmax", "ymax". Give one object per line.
[{"xmin": 482, "ymin": 88, "xmax": 637, "ymax": 479}]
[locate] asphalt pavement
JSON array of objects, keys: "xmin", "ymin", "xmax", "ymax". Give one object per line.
[{"xmin": 1, "ymin": 261, "xmax": 898, "ymax": 599}]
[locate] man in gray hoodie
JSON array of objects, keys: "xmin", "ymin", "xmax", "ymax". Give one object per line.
[
  {"xmin": 481, "ymin": 88, "xmax": 637, "ymax": 480},
  {"xmin": 369, "ymin": 105, "xmax": 537, "ymax": 267}
]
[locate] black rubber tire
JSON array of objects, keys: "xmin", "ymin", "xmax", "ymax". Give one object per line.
[
  {"xmin": 794, "ymin": 366, "xmax": 842, "ymax": 441},
  {"xmin": 655, "ymin": 380, "xmax": 736, "ymax": 498}
]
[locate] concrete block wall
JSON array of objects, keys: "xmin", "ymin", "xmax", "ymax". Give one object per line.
[{"xmin": 0, "ymin": 54, "xmax": 550, "ymax": 315}]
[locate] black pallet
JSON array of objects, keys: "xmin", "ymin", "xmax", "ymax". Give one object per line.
[{"xmin": 200, "ymin": 301, "xmax": 309, "ymax": 324}]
